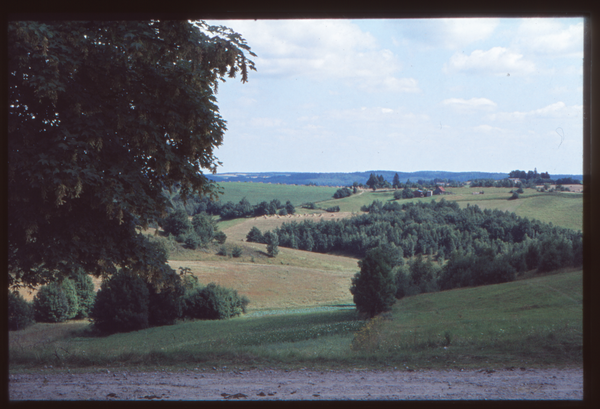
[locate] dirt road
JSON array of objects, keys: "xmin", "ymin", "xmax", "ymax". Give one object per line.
[{"xmin": 9, "ymin": 367, "xmax": 583, "ymax": 400}]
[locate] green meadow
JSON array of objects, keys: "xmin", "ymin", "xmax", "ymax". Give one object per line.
[
  {"xmin": 10, "ymin": 181, "xmax": 583, "ymax": 372},
  {"xmin": 9, "ymin": 269, "xmax": 582, "ymax": 372},
  {"xmin": 314, "ymin": 186, "xmax": 582, "ymax": 231},
  {"xmin": 214, "ymin": 181, "xmax": 340, "ymax": 206}
]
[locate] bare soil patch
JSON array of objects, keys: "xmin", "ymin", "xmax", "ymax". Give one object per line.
[{"xmin": 9, "ymin": 367, "xmax": 583, "ymax": 400}]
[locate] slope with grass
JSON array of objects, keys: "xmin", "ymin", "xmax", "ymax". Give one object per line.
[
  {"xmin": 9, "ymin": 270, "xmax": 581, "ymax": 371},
  {"xmin": 314, "ymin": 187, "xmax": 582, "ymax": 231}
]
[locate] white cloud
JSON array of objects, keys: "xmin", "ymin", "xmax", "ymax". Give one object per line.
[
  {"xmin": 514, "ymin": 19, "xmax": 583, "ymax": 57},
  {"xmin": 487, "ymin": 102, "xmax": 583, "ymax": 121},
  {"xmin": 397, "ymin": 18, "xmax": 500, "ymax": 49},
  {"xmin": 209, "ymin": 19, "xmax": 419, "ymax": 93},
  {"xmin": 249, "ymin": 117, "xmax": 283, "ymax": 128},
  {"xmin": 472, "ymin": 124, "xmax": 504, "ymax": 133},
  {"xmin": 326, "ymin": 106, "xmax": 429, "ymax": 122},
  {"xmin": 442, "ymin": 97, "xmax": 497, "ymax": 112},
  {"xmin": 445, "ymin": 47, "xmax": 536, "ymax": 76}
]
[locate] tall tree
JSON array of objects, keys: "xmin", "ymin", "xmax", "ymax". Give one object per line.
[
  {"xmin": 392, "ymin": 173, "xmax": 401, "ymax": 188},
  {"xmin": 8, "ymin": 21, "xmax": 255, "ymax": 288},
  {"xmin": 350, "ymin": 244, "xmax": 399, "ymax": 317}
]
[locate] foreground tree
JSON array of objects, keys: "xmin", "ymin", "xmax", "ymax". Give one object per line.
[
  {"xmin": 350, "ymin": 244, "xmax": 400, "ymax": 317},
  {"xmin": 8, "ymin": 21, "xmax": 255, "ymax": 288}
]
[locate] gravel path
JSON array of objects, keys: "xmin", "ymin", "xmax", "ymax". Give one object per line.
[{"xmin": 9, "ymin": 367, "xmax": 583, "ymax": 400}]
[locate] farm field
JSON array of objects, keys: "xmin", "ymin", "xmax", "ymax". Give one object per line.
[
  {"xmin": 212, "ymin": 181, "xmax": 341, "ymax": 205},
  {"xmin": 9, "ymin": 269, "xmax": 582, "ymax": 371},
  {"xmin": 312, "ymin": 186, "xmax": 582, "ymax": 231}
]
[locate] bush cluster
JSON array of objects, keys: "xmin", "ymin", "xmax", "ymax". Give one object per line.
[
  {"xmin": 8, "ymin": 292, "xmax": 35, "ymax": 330},
  {"xmin": 89, "ymin": 266, "xmax": 249, "ymax": 333},
  {"xmin": 160, "ymin": 210, "xmax": 225, "ymax": 249},
  {"xmin": 333, "ymin": 188, "xmax": 352, "ymax": 199},
  {"xmin": 182, "ymin": 283, "xmax": 249, "ymax": 320},
  {"xmin": 22, "ymin": 269, "xmax": 97, "ymax": 326}
]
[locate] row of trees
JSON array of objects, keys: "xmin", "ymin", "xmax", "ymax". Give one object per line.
[
  {"xmin": 469, "ymin": 169, "xmax": 581, "ymax": 188},
  {"xmin": 164, "ymin": 189, "xmax": 297, "ymax": 219},
  {"xmin": 362, "ymin": 174, "xmax": 463, "ymax": 191},
  {"xmin": 351, "ymin": 229, "xmax": 582, "ymax": 317},
  {"xmin": 509, "ymin": 169, "xmax": 551, "ymax": 180},
  {"xmin": 248, "ymin": 198, "xmax": 582, "ymax": 277}
]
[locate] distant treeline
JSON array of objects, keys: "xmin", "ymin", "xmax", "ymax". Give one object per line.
[
  {"xmin": 164, "ymin": 190, "xmax": 297, "ymax": 219},
  {"xmin": 470, "ymin": 169, "xmax": 581, "ymax": 187},
  {"xmin": 247, "ymin": 199, "xmax": 582, "ymax": 293},
  {"xmin": 207, "ymin": 170, "xmax": 582, "ymax": 186}
]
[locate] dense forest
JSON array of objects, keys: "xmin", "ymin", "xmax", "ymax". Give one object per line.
[{"xmin": 247, "ymin": 199, "xmax": 582, "ymax": 295}]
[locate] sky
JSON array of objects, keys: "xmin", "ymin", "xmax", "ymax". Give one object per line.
[{"xmin": 205, "ymin": 18, "xmax": 584, "ymax": 175}]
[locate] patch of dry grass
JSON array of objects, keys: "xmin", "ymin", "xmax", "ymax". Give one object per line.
[{"xmin": 168, "ymin": 258, "xmax": 356, "ymax": 311}]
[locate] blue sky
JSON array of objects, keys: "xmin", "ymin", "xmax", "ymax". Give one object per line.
[{"xmin": 205, "ymin": 18, "xmax": 584, "ymax": 175}]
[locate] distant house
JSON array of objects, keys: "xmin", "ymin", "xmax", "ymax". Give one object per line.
[
  {"xmin": 414, "ymin": 190, "xmax": 424, "ymax": 198},
  {"xmin": 425, "ymin": 190, "xmax": 433, "ymax": 197},
  {"xmin": 508, "ymin": 178, "xmax": 521, "ymax": 184},
  {"xmin": 433, "ymin": 186, "xmax": 447, "ymax": 195}
]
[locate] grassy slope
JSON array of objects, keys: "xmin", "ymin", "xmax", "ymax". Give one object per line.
[
  {"xmin": 9, "ymin": 270, "xmax": 582, "ymax": 371},
  {"xmin": 10, "ymin": 183, "xmax": 583, "ymax": 371},
  {"xmin": 360, "ymin": 269, "xmax": 582, "ymax": 368},
  {"xmin": 316, "ymin": 187, "xmax": 582, "ymax": 231}
]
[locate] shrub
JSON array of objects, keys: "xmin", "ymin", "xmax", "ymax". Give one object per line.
[
  {"xmin": 192, "ymin": 212, "xmax": 215, "ymax": 244},
  {"xmin": 214, "ymin": 231, "xmax": 227, "ymax": 245},
  {"xmin": 393, "ymin": 190, "xmax": 402, "ymax": 200},
  {"xmin": 61, "ymin": 278, "xmax": 80, "ymax": 320},
  {"xmin": 266, "ymin": 232, "xmax": 279, "ymax": 257},
  {"xmin": 285, "ymin": 200, "xmax": 296, "ymax": 215},
  {"xmin": 70, "ymin": 270, "xmax": 96, "ymax": 319},
  {"xmin": 161, "ymin": 208, "xmax": 192, "ymax": 237},
  {"xmin": 8, "ymin": 291, "xmax": 35, "ymax": 330},
  {"xmin": 333, "ymin": 188, "xmax": 352, "ymax": 199},
  {"xmin": 33, "ymin": 283, "xmax": 69, "ymax": 323},
  {"xmin": 182, "ymin": 283, "xmax": 249, "ymax": 320},
  {"xmin": 246, "ymin": 226, "xmax": 264, "ymax": 243},
  {"xmin": 232, "ymin": 246, "xmax": 243, "ymax": 258},
  {"xmin": 184, "ymin": 232, "xmax": 203, "ymax": 249},
  {"xmin": 90, "ymin": 270, "xmax": 150, "ymax": 333},
  {"xmin": 146, "ymin": 234, "xmax": 171, "ymax": 259},
  {"xmin": 147, "ymin": 269, "xmax": 185, "ymax": 327},
  {"xmin": 326, "ymin": 206, "xmax": 340, "ymax": 212},
  {"xmin": 509, "ymin": 192, "xmax": 519, "ymax": 200},
  {"xmin": 217, "ymin": 245, "xmax": 228, "ymax": 256}
]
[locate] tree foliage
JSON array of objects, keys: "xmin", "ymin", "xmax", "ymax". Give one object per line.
[
  {"xmin": 33, "ymin": 283, "xmax": 70, "ymax": 323},
  {"xmin": 90, "ymin": 270, "xmax": 151, "ymax": 333},
  {"xmin": 8, "ymin": 292, "xmax": 36, "ymax": 331},
  {"xmin": 350, "ymin": 244, "xmax": 400, "ymax": 317},
  {"xmin": 182, "ymin": 283, "xmax": 249, "ymax": 320},
  {"xmin": 8, "ymin": 20, "xmax": 255, "ymax": 288}
]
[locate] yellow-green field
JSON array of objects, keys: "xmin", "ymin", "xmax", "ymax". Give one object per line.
[{"xmin": 9, "ymin": 269, "xmax": 582, "ymax": 371}]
